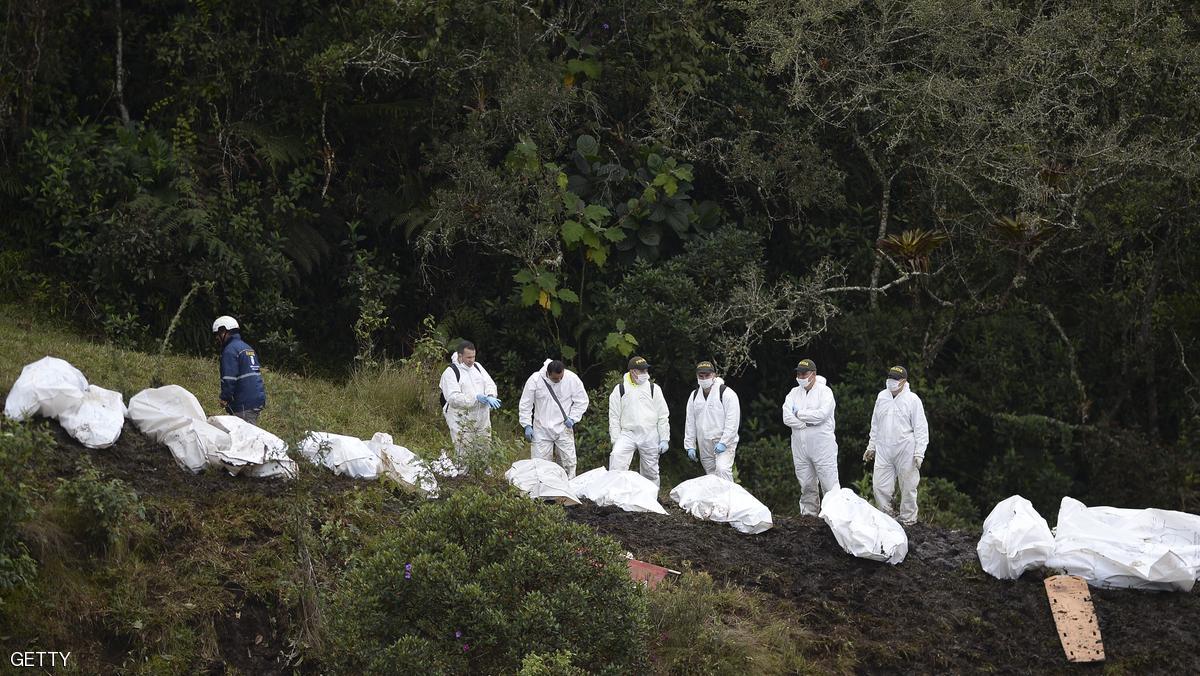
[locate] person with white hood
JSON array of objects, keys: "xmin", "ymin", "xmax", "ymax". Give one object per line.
[
  {"xmin": 608, "ymin": 356, "xmax": 671, "ymax": 486},
  {"xmin": 440, "ymin": 340, "xmax": 501, "ymax": 464},
  {"xmin": 519, "ymin": 359, "xmax": 590, "ymax": 479},
  {"xmin": 864, "ymin": 365, "xmax": 929, "ymax": 525},
  {"xmin": 782, "ymin": 358, "xmax": 839, "ymax": 516},
  {"xmin": 684, "ymin": 360, "xmax": 740, "ymax": 482}
]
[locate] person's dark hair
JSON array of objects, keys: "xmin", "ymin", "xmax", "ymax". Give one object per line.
[
  {"xmin": 457, "ymin": 340, "xmax": 476, "ymax": 354},
  {"xmin": 547, "ymin": 360, "xmax": 565, "ymax": 374}
]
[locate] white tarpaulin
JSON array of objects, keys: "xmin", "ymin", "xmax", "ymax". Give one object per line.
[
  {"xmin": 1047, "ymin": 496, "xmax": 1200, "ymax": 592},
  {"xmin": 366, "ymin": 432, "xmax": 438, "ymax": 496},
  {"xmin": 3, "ymin": 356, "xmax": 88, "ymax": 421},
  {"xmin": 505, "ymin": 458, "xmax": 580, "ymax": 505},
  {"xmin": 977, "ymin": 495, "xmax": 1054, "ymax": 580},
  {"xmin": 128, "ymin": 385, "xmax": 228, "ymax": 473},
  {"xmin": 58, "ymin": 385, "xmax": 127, "ymax": 449},
  {"xmin": 819, "ymin": 488, "xmax": 908, "ymax": 564},
  {"xmin": 670, "ymin": 475, "xmax": 773, "ymax": 534},
  {"xmin": 429, "ymin": 451, "xmax": 465, "ymax": 477},
  {"xmin": 569, "ymin": 468, "xmax": 667, "ymax": 515},
  {"xmin": 299, "ymin": 431, "xmax": 379, "ymax": 479},
  {"xmin": 208, "ymin": 415, "xmax": 296, "ymax": 479}
]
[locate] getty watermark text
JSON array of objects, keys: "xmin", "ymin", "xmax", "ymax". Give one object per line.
[{"xmin": 11, "ymin": 651, "xmax": 72, "ymax": 668}]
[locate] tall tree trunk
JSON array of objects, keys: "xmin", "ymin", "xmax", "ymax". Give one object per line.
[{"xmin": 115, "ymin": 0, "xmax": 130, "ymax": 125}]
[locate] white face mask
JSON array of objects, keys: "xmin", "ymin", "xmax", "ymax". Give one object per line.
[
  {"xmin": 886, "ymin": 379, "xmax": 903, "ymax": 392},
  {"xmin": 698, "ymin": 377, "xmax": 714, "ymax": 389},
  {"xmin": 797, "ymin": 376, "xmax": 811, "ymax": 387},
  {"xmin": 635, "ymin": 372, "xmax": 650, "ymax": 385}
]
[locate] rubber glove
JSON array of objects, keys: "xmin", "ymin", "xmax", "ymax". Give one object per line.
[
  {"xmin": 565, "ymin": 417, "xmax": 575, "ymax": 428},
  {"xmin": 658, "ymin": 440, "xmax": 669, "ymax": 455},
  {"xmin": 475, "ymin": 394, "xmax": 489, "ymax": 406},
  {"xmin": 485, "ymin": 396, "xmax": 502, "ymax": 409},
  {"xmin": 686, "ymin": 448, "xmax": 697, "ymax": 462},
  {"xmin": 715, "ymin": 442, "xmax": 727, "ymax": 454},
  {"xmin": 524, "ymin": 425, "xmax": 534, "ymax": 440},
  {"xmin": 863, "ymin": 445, "xmax": 875, "ymax": 463}
]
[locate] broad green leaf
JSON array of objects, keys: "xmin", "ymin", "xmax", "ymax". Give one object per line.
[
  {"xmin": 556, "ymin": 288, "xmax": 580, "ymax": 303},
  {"xmin": 561, "ymin": 220, "xmax": 586, "ymax": 244}
]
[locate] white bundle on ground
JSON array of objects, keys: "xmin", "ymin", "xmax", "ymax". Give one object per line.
[
  {"xmin": 569, "ymin": 468, "xmax": 667, "ymax": 515},
  {"xmin": 4, "ymin": 357, "xmax": 127, "ymax": 449},
  {"xmin": 366, "ymin": 432, "xmax": 438, "ymax": 496},
  {"xmin": 208, "ymin": 415, "xmax": 296, "ymax": 479},
  {"xmin": 299, "ymin": 431, "xmax": 379, "ymax": 479},
  {"xmin": 977, "ymin": 495, "xmax": 1054, "ymax": 580},
  {"xmin": 669, "ymin": 475, "xmax": 773, "ymax": 534},
  {"xmin": 819, "ymin": 488, "xmax": 908, "ymax": 564},
  {"xmin": 3, "ymin": 356, "xmax": 88, "ymax": 421},
  {"xmin": 58, "ymin": 385, "xmax": 126, "ymax": 449},
  {"xmin": 505, "ymin": 458, "xmax": 580, "ymax": 505},
  {"xmin": 1047, "ymin": 496, "xmax": 1200, "ymax": 592},
  {"xmin": 128, "ymin": 385, "xmax": 228, "ymax": 473},
  {"xmin": 429, "ymin": 451, "xmax": 465, "ymax": 477}
]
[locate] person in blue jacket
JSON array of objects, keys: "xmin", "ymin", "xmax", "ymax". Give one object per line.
[{"xmin": 212, "ymin": 315, "xmax": 267, "ymax": 424}]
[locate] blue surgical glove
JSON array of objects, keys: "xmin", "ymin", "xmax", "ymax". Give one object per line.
[
  {"xmin": 524, "ymin": 425, "xmax": 534, "ymax": 440},
  {"xmin": 715, "ymin": 442, "xmax": 727, "ymax": 454},
  {"xmin": 476, "ymin": 394, "xmax": 489, "ymax": 406},
  {"xmin": 791, "ymin": 405, "xmax": 798, "ymax": 417},
  {"xmin": 485, "ymin": 396, "xmax": 502, "ymax": 409},
  {"xmin": 686, "ymin": 448, "xmax": 697, "ymax": 462},
  {"xmin": 658, "ymin": 440, "xmax": 669, "ymax": 455},
  {"xmin": 564, "ymin": 417, "xmax": 575, "ymax": 428}
]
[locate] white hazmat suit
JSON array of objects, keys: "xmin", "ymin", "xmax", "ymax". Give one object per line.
[
  {"xmin": 867, "ymin": 383, "xmax": 928, "ymax": 525},
  {"xmin": 683, "ymin": 378, "xmax": 740, "ymax": 482},
  {"xmin": 782, "ymin": 375, "xmax": 839, "ymax": 516},
  {"xmin": 608, "ymin": 373, "xmax": 670, "ymax": 487},
  {"xmin": 518, "ymin": 360, "xmax": 590, "ymax": 479},
  {"xmin": 439, "ymin": 352, "xmax": 498, "ymax": 463}
]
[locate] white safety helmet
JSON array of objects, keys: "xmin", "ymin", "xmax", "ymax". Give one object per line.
[{"xmin": 212, "ymin": 315, "xmax": 239, "ymax": 333}]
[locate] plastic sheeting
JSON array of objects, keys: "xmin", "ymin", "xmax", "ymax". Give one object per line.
[
  {"xmin": 819, "ymin": 488, "xmax": 908, "ymax": 564},
  {"xmin": 977, "ymin": 495, "xmax": 1054, "ymax": 580},
  {"xmin": 3, "ymin": 356, "xmax": 88, "ymax": 421},
  {"xmin": 366, "ymin": 432, "xmax": 438, "ymax": 496},
  {"xmin": 429, "ymin": 451, "xmax": 465, "ymax": 477},
  {"xmin": 505, "ymin": 458, "xmax": 580, "ymax": 505},
  {"xmin": 128, "ymin": 385, "xmax": 228, "ymax": 473},
  {"xmin": 298, "ymin": 431, "xmax": 379, "ymax": 479},
  {"xmin": 58, "ymin": 385, "xmax": 127, "ymax": 449},
  {"xmin": 208, "ymin": 415, "xmax": 296, "ymax": 479},
  {"xmin": 669, "ymin": 475, "xmax": 773, "ymax": 534},
  {"xmin": 569, "ymin": 467, "xmax": 667, "ymax": 515},
  {"xmin": 1048, "ymin": 497, "xmax": 1200, "ymax": 592}
]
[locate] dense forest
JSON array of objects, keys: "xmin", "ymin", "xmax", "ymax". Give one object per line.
[{"xmin": 3, "ymin": 0, "xmax": 1199, "ymax": 517}]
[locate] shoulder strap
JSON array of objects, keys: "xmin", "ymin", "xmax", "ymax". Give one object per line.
[
  {"xmin": 542, "ymin": 378, "xmax": 569, "ymax": 422},
  {"xmin": 619, "ymin": 381, "xmax": 625, "ymax": 397},
  {"xmin": 450, "ymin": 363, "xmax": 460, "ymax": 381},
  {"xmin": 720, "ymin": 384, "xmax": 727, "ymax": 401}
]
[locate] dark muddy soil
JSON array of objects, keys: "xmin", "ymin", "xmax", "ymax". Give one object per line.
[{"xmin": 567, "ymin": 502, "xmax": 1200, "ymax": 675}]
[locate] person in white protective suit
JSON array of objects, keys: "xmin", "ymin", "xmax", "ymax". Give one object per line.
[
  {"xmin": 782, "ymin": 358, "xmax": 839, "ymax": 516},
  {"xmin": 440, "ymin": 340, "xmax": 501, "ymax": 465},
  {"xmin": 683, "ymin": 360, "xmax": 741, "ymax": 482},
  {"xmin": 864, "ymin": 365, "xmax": 929, "ymax": 525},
  {"xmin": 608, "ymin": 355, "xmax": 671, "ymax": 487},
  {"xmin": 518, "ymin": 359, "xmax": 590, "ymax": 479}
]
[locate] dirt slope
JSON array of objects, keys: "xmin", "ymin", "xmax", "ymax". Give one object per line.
[{"xmin": 568, "ymin": 503, "xmax": 1200, "ymax": 675}]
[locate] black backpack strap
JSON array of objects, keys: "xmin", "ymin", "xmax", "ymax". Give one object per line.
[
  {"xmin": 450, "ymin": 363, "xmax": 460, "ymax": 380},
  {"xmin": 720, "ymin": 384, "xmax": 726, "ymax": 401},
  {"xmin": 619, "ymin": 381, "xmax": 625, "ymax": 397},
  {"xmin": 543, "ymin": 378, "xmax": 569, "ymax": 423}
]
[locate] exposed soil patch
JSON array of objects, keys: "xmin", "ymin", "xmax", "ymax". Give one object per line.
[{"xmin": 567, "ymin": 502, "xmax": 1200, "ymax": 674}]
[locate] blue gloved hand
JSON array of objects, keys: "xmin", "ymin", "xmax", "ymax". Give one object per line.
[
  {"xmin": 564, "ymin": 417, "xmax": 575, "ymax": 428},
  {"xmin": 476, "ymin": 394, "xmax": 489, "ymax": 406},
  {"xmin": 524, "ymin": 425, "xmax": 534, "ymax": 440},
  {"xmin": 686, "ymin": 448, "xmax": 697, "ymax": 462},
  {"xmin": 791, "ymin": 405, "xmax": 799, "ymax": 417},
  {"xmin": 715, "ymin": 442, "xmax": 727, "ymax": 454},
  {"xmin": 658, "ymin": 440, "xmax": 669, "ymax": 455},
  {"xmin": 485, "ymin": 395, "xmax": 502, "ymax": 409}
]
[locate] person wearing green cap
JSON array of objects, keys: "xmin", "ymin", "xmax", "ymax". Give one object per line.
[
  {"xmin": 684, "ymin": 361, "xmax": 740, "ymax": 482},
  {"xmin": 782, "ymin": 358, "xmax": 839, "ymax": 516},
  {"xmin": 863, "ymin": 365, "xmax": 928, "ymax": 525},
  {"xmin": 608, "ymin": 356, "xmax": 671, "ymax": 486}
]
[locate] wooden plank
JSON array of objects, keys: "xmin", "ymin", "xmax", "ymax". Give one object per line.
[
  {"xmin": 627, "ymin": 559, "xmax": 670, "ymax": 588},
  {"xmin": 1044, "ymin": 575, "xmax": 1105, "ymax": 663}
]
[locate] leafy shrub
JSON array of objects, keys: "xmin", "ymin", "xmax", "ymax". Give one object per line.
[
  {"xmin": 0, "ymin": 422, "xmax": 44, "ymax": 590},
  {"xmin": 54, "ymin": 457, "xmax": 146, "ymax": 551},
  {"xmin": 325, "ymin": 487, "xmax": 649, "ymax": 674},
  {"xmin": 917, "ymin": 477, "xmax": 980, "ymax": 530}
]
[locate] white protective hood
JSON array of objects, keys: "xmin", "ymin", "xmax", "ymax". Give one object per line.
[
  {"xmin": 819, "ymin": 488, "xmax": 908, "ymax": 564},
  {"xmin": 1047, "ymin": 496, "xmax": 1200, "ymax": 592},
  {"xmin": 976, "ymin": 495, "xmax": 1054, "ymax": 580},
  {"xmin": 505, "ymin": 458, "xmax": 580, "ymax": 505},
  {"xmin": 669, "ymin": 475, "xmax": 773, "ymax": 534},
  {"xmin": 298, "ymin": 431, "xmax": 380, "ymax": 479},
  {"xmin": 569, "ymin": 467, "xmax": 667, "ymax": 514}
]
